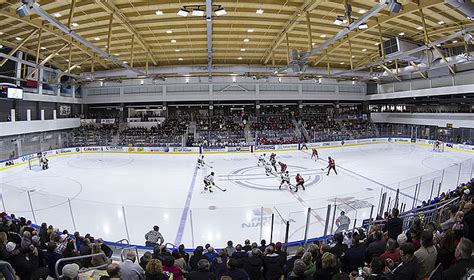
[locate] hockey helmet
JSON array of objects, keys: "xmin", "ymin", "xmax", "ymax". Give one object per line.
[{"xmin": 211, "ymin": 172, "xmax": 215, "ymax": 176}]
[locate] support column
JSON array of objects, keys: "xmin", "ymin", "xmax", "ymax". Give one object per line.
[
  {"xmin": 10, "ymin": 109, "xmax": 15, "ymax": 122},
  {"xmin": 15, "ymin": 52, "xmax": 23, "ymax": 87},
  {"xmin": 53, "ymin": 110, "xmax": 57, "ymax": 120},
  {"xmin": 27, "ymin": 109, "xmax": 31, "ymax": 121},
  {"xmin": 41, "ymin": 109, "xmax": 45, "ymax": 121}
]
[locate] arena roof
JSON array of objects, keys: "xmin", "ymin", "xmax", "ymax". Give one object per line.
[{"xmin": 0, "ymin": 0, "xmax": 471, "ymax": 77}]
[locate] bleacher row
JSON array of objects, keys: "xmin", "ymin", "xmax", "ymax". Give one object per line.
[{"xmin": 0, "ymin": 179, "xmax": 471, "ymax": 280}]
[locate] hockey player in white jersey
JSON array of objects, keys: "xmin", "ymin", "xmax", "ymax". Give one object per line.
[
  {"xmin": 197, "ymin": 155, "xmax": 205, "ymax": 168},
  {"xmin": 264, "ymin": 161, "xmax": 273, "ymax": 176},
  {"xmin": 203, "ymin": 172, "xmax": 215, "ymax": 193},
  {"xmin": 257, "ymin": 153, "xmax": 266, "ymax": 166},
  {"xmin": 279, "ymin": 171, "xmax": 291, "ymax": 190}
]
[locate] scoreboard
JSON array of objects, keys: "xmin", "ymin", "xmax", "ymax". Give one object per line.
[{"xmin": 0, "ymin": 83, "xmax": 23, "ymax": 99}]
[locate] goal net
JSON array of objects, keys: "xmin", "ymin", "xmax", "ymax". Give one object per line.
[
  {"xmin": 28, "ymin": 157, "xmax": 41, "ymax": 170},
  {"xmin": 433, "ymin": 142, "xmax": 445, "ymax": 152}
]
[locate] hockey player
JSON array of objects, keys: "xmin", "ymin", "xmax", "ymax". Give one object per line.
[
  {"xmin": 326, "ymin": 156, "xmax": 337, "ymax": 176},
  {"xmin": 203, "ymin": 172, "xmax": 215, "ymax": 193},
  {"xmin": 311, "ymin": 148, "xmax": 319, "ymax": 160},
  {"xmin": 434, "ymin": 139, "xmax": 441, "ymax": 151},
  {"xmin": 279, "ymin": 171, "xmax": 291, "ymax": 190},
  {"xmin": 264, "ymin": 161, "xmax": 273, "ymax": 176},
  {"xmin": 300, "ymin": 141, "xmax": 308, "ymax": 150},
  {"xmin": 257, "ymin": 154, "xmax": 266, "ymax": 166},
  {"xmin": 197, "ymin": 155, "xmax": 205, "ymax": 168},
  {"xmin": 40, "ymin": 156, "xmax": 49, "ymax": 170},
  {"xmin": 269, "ymin": 153, "xmax": 276, "ymax": 161},
  {"xmin": 295, "ymin": 173, "xmax": 305, "ymax": 192},
  {"xmin": 270, "ymin": 157, "xmax": 277, "ymax": 172},
  {"xmin": 278, "ymin": 161, "xmax": 287, "ymax": 173}
]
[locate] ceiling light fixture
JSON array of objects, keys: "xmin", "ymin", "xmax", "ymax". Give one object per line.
[
  {"xmin": 334, "ymin": 16, "xmax": 343, "ymax": 25},
  {"xmin": 248, "ymin": 29, "xmax": 254, "ymax": 33},
  {"xmin": 438, "ymin": 20, "xmax": 444, "ymax": 25},
  {"xmin": 416, "ymin": 26, "xmax": 423, "ymax": 30},
  {"xmin": 244, "ymin": 38, "xmax": 250, "ymax": 42},
  {"xmin": 53, "ymin": 13, "xmax": 61, "ymax": 18},
  {"xmin": 398, "ymin": 32, "xmax": 405, "ymax": 36},
  {"xmin": 320, "ymin": 34, "xmax": 327, "ymax": 38},
  {"xmin": 94, "ymin": 37, "xmax": 100, "ymax": 41},
  {"xmin": 192, "ymin": 9, "xmax": 205, "ymax": 16},
  {"xmin": 256, "ymin": 8, "xmax": 264, "ymax": 14},
  {"xmin": 237, "ymin": 57, "xmax": 243, "ymax": 60},
  {"xmin": 155, "ymin": 10, "xmax": 163, "ymax": 16},
  {"xmin": 40, "ymin": 46, "xmax": 46, "ymax": 50},
  {"xmin": 358, "ymin": 9, "xmax": 367, "ymax": 14},
  {"xmin": 178, "ymin": 58, "xmax": 184, "ymax": 61},
  {"xmin": 177, "ymin": 8, "xmax": 190, "ymax": 17},
  {"xmin": 175, "ymin": 49, "xmax": 180, "ymax": 52},
  {"xmin": 15, "ymin": 37, "xmax": 21, "ymax": 41},
  {"xmin": 171, "ymin": 39, "xmax": 177, "ymax": 43},
  {"xmin": 166, "ymin": 30, "xmax": 173, "ymax": 34},
  {"xmin": 240, "ymin": 48, "xmax": 246, "ymax": 51},
  {"xmin": 358, "ymin": 23, "xmax": 368, "ymax": 29},
  {"xmin": 0, "ymin": 32, "xmax": 3, "ymax": 35},
  {"xmin": 339, "ymin": 62, "xmax": 345, "ymax": 64},
  {"xmin": 362, "ymin": 48, "xmax": 367, "ymax": 52},
  {"xmin": 214, "ymin": 7, "xmax": 227, "ymax": 16},
  {"xmin": 123, "ymin": 61, "xmax": 128, "ymax": 64},
  {"xmin": 0, "ymin": 45, "xmax": 3, "ymax": 49},
  {"xmin": 71, "ymin": 22, "xmax": 79, "ymax": 27},
  {"xmin": 374, "ymin": 42, "xmax": 380, "ymax": 45},
  {"xmin": 452, "ymin": 40, "xmax": 458, "ymax": 43}
]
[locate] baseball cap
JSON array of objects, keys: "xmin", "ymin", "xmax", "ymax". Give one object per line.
[{"xmin": 6, "ymin": 242, "xmax": 16, "ymax": 253}]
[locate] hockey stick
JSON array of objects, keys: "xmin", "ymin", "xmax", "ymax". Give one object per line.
[
  {"xmin": 205, "ymin": 163, "xmax": 214, "ymax": 168},
  {"xmin": 213, "ymin": 184, "xmax": 227, "ymax": 192},
  {"xmin": 321, "ymin": 166, "xmax": 329, "ymax": 171}
]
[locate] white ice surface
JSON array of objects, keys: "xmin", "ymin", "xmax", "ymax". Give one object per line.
[{"xmin": 0, "ymin": 143, "xmax": 472, "ymax": 248}]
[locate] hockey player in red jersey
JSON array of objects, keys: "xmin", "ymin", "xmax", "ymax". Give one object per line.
[
  {"xmin": 278, "ymin": 161, "xmax": 287, "ymax": 173},
  {"xmin": 326, "ymin": 156, "xmax": 337, "ymax": 176},
  {"xmin": 270, "ymin": 153, "xmax": 276, "ymax": 161},
  {"xmin": 311, "ymin": 148, "xmax": 319, "ymax": 160},
  {"xmin": 295, "ymin": 173, "xmax": 305, "ymax": 192}
]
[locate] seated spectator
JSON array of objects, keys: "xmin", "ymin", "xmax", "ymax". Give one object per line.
[
  {"xmin": 173, "ymin": 249, "xmax": 188, "ymax": 277},
  {"xmin": 145, "ymin": 259, "xmax": 169, "ymax": 280},
  {"xmin": 365, "ymin": 230, "xmax": 386, "ymax": 263},
  {"xmin": 243, "ymin": 248, "xmax": 263, "ymax": 280},
  {"xmin": 223, "ymin": 258, "xmax": 249, "ymax": 280},
  {"xmin": 140, "ymin": 251, "xmax": 153, "ymax": 270},
  {"xmin": 0, "ymin": 232, "xmax": 10, "ymax": 262},
  {"xmin": 225, "ymin": 240, "xmax": 236, "ymax": 256},
  {"xmin": 91, "ymin": 243, "xmax": 110, "ymax": 268},
  {"xmin": 7, "ymin": 241, "xmax": 48, "ymax": 280},
  {"xmin": 20, "ymin": 231, "xmax": 32, "ymax": 251},
  {"xmin": 62, "ymin": 263, "xmax": 80, "ymax": 280},
  {"xmin": 313, "ymin": 252, "xmax": 339, "ymax": 280},
  {"xmin": 163, "ymin": 255, "xmax": 183, "ymax": 280},
  {"xmin": 212, "ymin": 248, "xmax": 229, "ymax": 279},
  {"xmin": 243, "ymin": 240, "xmax": 252, "ymax": 252},
  {"xmin": 100, "ymin": 263, "xmax": 121, "ymax": 280},
  {"xmin": 46, "ymin": 242, "xmax": 63, "ymax": 278},
  {"xmin": 79, "ymin": 238, "xmax": 92, "ymax": 267},
  {"xmin": 120, "ymin": 251, "xmax": 145, "ymax": 280},
  {"xmin": 390, "ymin": 242, "xmax": 418, "ymax": 280},
  {"xmin": 442, "ymin": 237, "xmax": 473, "ymax": 279},
  {"xmin": 263, "ymin": 245, "xmax": 284, "ymax": 280},
  {"xmin": 440, "ymin": 205, "xmax": 459, "ymax": 232},
  {"xmin": 178, "ymin": 244, "xmax": 190, "ymax": 264},
  {"xmin": 366, "ymin": 257, "xmax": 386, "ymax": 280},
  {"xmin": 315, "ymin": 243, "xmax": 331, "ymax": 270},
  {"xmin": 437, "ymin": 229, "xmax": 456, "ymax": 269},
  {"xmin": 204, "ymin": 246, "xmax": 218, "ymax": 264},
  {"xmin": 414, "ymin": 230, "xmax": 437, "ymax": 280},
  {"xmin": 232, "ymin": 244, "xmax": 248, "ymax": 268},
  {"xmin": 301, "ymin": 252, "xmax": 315, "ymax": 277},
  {"xmin": 463, "ymin": 202, "xmax": 474, "ymax": 241},
  {"xmin": 285, "ymin": 247, "xmax": 305, "ymax": 276},
  {"xmin": 98, "ymin": 238, "xmax": 113, "ymax": 258},
  {"xmin": 341, "ymin": 233, "xmax": 366, "ymax": 274},
  {"xmin": 287, "ymin": 259, "xmax": 306, "ymax": 280},
  {"xmin": 379, "ymin": 238, "xmax": 400, "ymax": 265},
  {"xmin": 188, "ymin": 259, "xmax": 216, "ymax": 280},
  {"xmin": 190, "ymin": 246, "xmax": 207, "ymax": 271}
]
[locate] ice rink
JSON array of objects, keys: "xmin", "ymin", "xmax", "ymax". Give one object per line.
[{"xmin": 0, "ymin": 143, "xmax": 472, "ymax": 248}]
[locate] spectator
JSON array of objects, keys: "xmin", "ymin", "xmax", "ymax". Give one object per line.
[
  {"xmin": 232, "ymin": 244, "xmax": 248, "ymax": 268},
  {"xmin": 223, "ymin": 258, "xmax": 249, "ymax": 280},
  {"xmin": 274, "ymin": 242, "xmax": 287, "ymax": 266},
  {"xmin": 7, "ymin": 241, "xmax": 48, "ymax": 280},
  {"xmin": 315, "ymin": 244, "xmax": 331, "ymax": 270},
  {"xmin": 287, "ymin": 259, "xmax": 306, "ymax": 280},
  {"xmin": 390, "ymin": 242, "xmax": 417, "ymax": 280},
  {"xmin": 212, "ymin": 248, "xmax": 229, "ymax": 279},
  {"xmin": 330, "ymin": 233, "xmax": 348, "ymax": 259},
  {"xmin": 285, "ymin": 247, "xmax": 305, "ymax": 276},
  {"xmin": 190, "ymin": 246, "xmax": 207, "ymax": 271},
  {"xmin": 62, "ymin": 263, "xmax": 80, "ymax": 280},
  {"xmin": 188, "ymin": 259, "xmax": 216, "ymax": 280},
  {"xmin": 258, "ymin": 240, "xmax": 267, "ymax": 252},
  {"xmin": 79, "ymin": 238, "xmax": 92, "ymax": 267},
  {"xmin": 440, "ymin": 205, "xmax": 459, "ymax": 232},
  {"xmin": 0, "ymin": 232, "xmax": 10, "ymax": 262},
  {"xmin": 91, "ymin": 243, "xmax": 110, "ymax": 268},
  {"xmin": 414, "ymin": 230, "xmax": 437, "ymax": 280},
  {"xmin": 38, "ymin": 223, "xmax": 48, "ymax": 247},
  {"xmin": 313, "ymin": 252, "xmax": 339, "ymax": 280},
  {"xmin": 437, "ymin": 229, "xmax": 456, "ymax": 269},
  {"xmin": 442, "ymin": 237, "xmax": 473, "ymax": 279},
  {"xmin": 341, "ymin": 233, "xmax": 366, "ymax": 274},
  {"xmin": 120, "ymin": 251, "xmax": 145, "ymax": 280},
  {"xmin": 243, "ymin": 248, "xmax": 263, "ymax": 280},
  {"xmin": 242, "ymin": 239, "xmax": 252, "ymax": 252},
  {"xmin": 178, "ymin": 244, "xmax": 190, "ymax": 264},
  {"xmin": 379, "ymin": 238, "xmax": 400, "ymax": 264},
  {"xmin": 140, "ymin": 251, "xmax": 153, "ymax": 270},
  {"xmin": 301, "ymin": 252, "xmax": 316, "ymax": 277},
  {"xmin": 335, "ymin": 211, "xmax": 351, "ymax": 234},
  {"xmin": 383, "ymin": 208, "xmax": 403, "ymax": 241},
  {"xmin": 145, "ymin": 226, "xmax": 164, "ymax": 247},
  {"xmin": 263, "ymin": 245, "xmax": 284, "ymax": 280},
  {"xmin": 225, "ymin": 240, "xmax": 236, "ymax": 256},
  {"xmin": 205, "ymin": 246, "xmax": 218, "ymax": 264},
  {"xmin": 463, "ymin": 202, "xmax": 474, "ymax": 241},
  {"xmin": 163, "ymin": 255, "xmax": 183, "ymax": 280},
  {"xmin": 46, "ymin": 242, "xmax": 63, "ymax": 278},
  {"xmin": 145, "ymin": 259, "xmax": 169, "ymax": 280},
  {"xmin": 173, "ymin": 249, "xmax": 188, "ymax": 277},
  {"xmin": 98, "ymin": 238, "xmax": 113, "ymax": 258},
  {"xmin": 366, "ymin": 257, "xmax": 385, "ymax": 280},
  {"xmin": 20, "ymin": 231, "xmax": 32, "ymax": 251},
  {"xmin": 365, "ymin": 230, "xmax": 386, "ymax": 263},
  {"xmin": 100, "ymin": 263, "xmax": 121, "ymax": 280},
  {"xmin": 56, "ymin": 234, "xmax": 68, "ymax": 254}
]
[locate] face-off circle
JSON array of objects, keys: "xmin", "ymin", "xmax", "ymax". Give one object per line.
[{"xmin": 221, "ymin": 165, "xmax": 323, "ymax": 191}]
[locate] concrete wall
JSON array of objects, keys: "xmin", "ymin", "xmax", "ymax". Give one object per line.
[{"xmin": 371, "ymin": 113, "xmax": 474, "ymax": 128}]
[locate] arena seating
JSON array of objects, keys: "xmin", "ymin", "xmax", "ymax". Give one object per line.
[{"xmin": 0, "ymin": 179, "xmax": 471, "ymax": 279}]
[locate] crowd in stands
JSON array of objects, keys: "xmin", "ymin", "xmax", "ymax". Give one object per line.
[
  {"xmin": 253, "ymin": 108, "xmax": 300, "ymax": 145},
  {"xmin": 119, "ymin": 117, "xmax": 187, "ymax": 147},
  {"xmin": 70, "ymin": 124, "xmax": 118, "ymax": 147},
  {"xmin": 0, "ymin": 178, "xmax": 472, "ymax": 279},
  {"xmin": 195, "ymin": 113, "xmax": 247, "ymax": 147}
]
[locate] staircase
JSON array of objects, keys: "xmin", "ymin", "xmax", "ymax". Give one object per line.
[{"xmin": 244, "ymin": 120, "xmax": 255, "ymax": 144}]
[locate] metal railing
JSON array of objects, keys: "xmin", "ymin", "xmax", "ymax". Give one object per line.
[
  {"xmin": 55, "ymin": 252, "xmax": 108, "ymax": 278},
  {"xmin": 120, "ymin": 245, "xmax": 140, "ymax": 262},
  {"xmin": 0, "ymin": 260, "xmax": 15, "ymax": 280}
]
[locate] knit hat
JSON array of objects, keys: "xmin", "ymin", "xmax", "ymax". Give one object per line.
[
  {"xmin": 5, "ymin": 242, "xmax": 16, "ymax": 253},
  {"xmin": 397, "ymin": 233, "xmax": 407, "ymax": 245},
  {"xmin": 62, "ymin": 263, "xmax": 79, "ymax": 278},
  {"xmin": 275, "ymin": 242, "xmax": 282, "ymax": 250}
]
